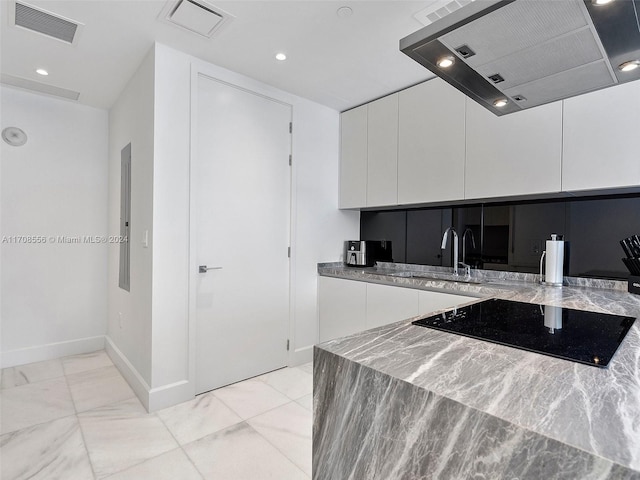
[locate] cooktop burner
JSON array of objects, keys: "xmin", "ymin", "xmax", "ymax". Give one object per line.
[{"xmin": 412, "ymin": 298, "xmax": 636, "ymax": 367}]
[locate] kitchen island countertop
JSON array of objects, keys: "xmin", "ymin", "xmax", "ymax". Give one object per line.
[{"xmin": 313, "ymin": 264, "xmax": 640, "ymax": 479}]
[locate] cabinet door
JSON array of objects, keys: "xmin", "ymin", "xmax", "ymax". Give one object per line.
[
  {"xmin": 367, "ymin": 94, "xmax": 398, "ymax": 207},
  {"xmin": 366, "ymin": 283, "xmax": 419, "ymax": 329},
  {"xmin": 398, "ymin": 79, "xmax": 466, "ymax": 205},
  {"xmin": 418, "ymin": 291, "xmax": 477, "ymax": 316},
  {"xmin": 465, "ymin": 99, "xmax": 562, "ymax": 200},
  {"xmin": 318, "ymin": 277, "xmax": 366, "ymax": 343},
  {"xmin": 562, "ymin": 81, "xmax": 640, "ymax": 191},
  {"xmin": 339, "ymin": 105, "xmax": 367, "ymax": 209}
]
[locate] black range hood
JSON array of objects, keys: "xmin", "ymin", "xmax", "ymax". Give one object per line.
[{"xmin": 400, "ymin": 0, "xmax": 640, "ymax": 116}]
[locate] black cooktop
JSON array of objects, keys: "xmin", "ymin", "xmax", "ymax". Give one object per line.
[{"xmin": 412, "ymin": 298, "xmax": 636, "ymax": 368}]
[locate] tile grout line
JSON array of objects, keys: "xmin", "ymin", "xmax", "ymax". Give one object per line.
[
  {"xmin": 0, "ymin": 358, "xmax": 66, "ymax": 390},
  {"xmin": 0, "ymin": 373, "xmax": 78, "ymax": 436},
  {"xmin": 155, "ymin": 413, "xmax": 208, "ymax": 480},
  {"xmin": 67, "ymin": 366, "xmax": 137, "ymax": 416},
  {"xmin": 64, "ymin": 352, "xmax": 140, "ymax": 479},
  {"xmin": 99, "ymin": 411, "xmax": 205, "ymax": 480},
  {"xmin": 62, "ymin": 369, "xmax": 98, "ymax": 480},
  {"xmin": 212, "ymin": 386, "xmax": 301, "ymax": 423},
  {"xmin": 76, "ymin": 399, "xmax": 178, "ymax": 479},
  {"xmin": 243, "ymin": 419, "xmax": 311, "ymax": 479},
  {"xmin": 0, "ymin": 411, "xmax": 79, "ymax": 437}
]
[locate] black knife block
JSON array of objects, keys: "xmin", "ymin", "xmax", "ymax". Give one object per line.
[{"xmin": 620, "ymin": 236, "xmax": 640, "ymax": 293}]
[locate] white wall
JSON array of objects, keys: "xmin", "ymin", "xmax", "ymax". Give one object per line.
[
  {"xmin": 150, "ymin": 45, "xmax": 191, "ymax": 402},
  {"xmin": 1, "ymin": 86, "xmax": 108, "ymax": 367},
  {"xmin": 106, "ymin": 48, "xmax": 155, "ymax": 393}
]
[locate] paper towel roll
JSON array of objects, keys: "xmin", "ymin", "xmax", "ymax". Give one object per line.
[
  {"xmin": 543, "ymin": 305, "xmax": 563, "ymax": 333},
  {"xmin": 544, "ymin": 235, "xmax": 564, "ymax": 286}
]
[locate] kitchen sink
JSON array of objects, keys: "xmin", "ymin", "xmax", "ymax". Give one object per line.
[{"xmin": 384, "ymin": 271, "xmax": 483, "ymax": 284}]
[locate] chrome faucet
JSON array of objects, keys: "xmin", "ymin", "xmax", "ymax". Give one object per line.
[
  {"xmin": 462, "ymin": 228, "xmax": 476, "ymax": 265},
  {"xmin": 458, "ymin": 262, "xmax": 472, "ymax": 277},
  {"xmin": 441, "ymin": 227, "xmax": 459, "ymax": 276}
]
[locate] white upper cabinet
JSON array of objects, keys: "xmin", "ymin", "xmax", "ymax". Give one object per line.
[
  {"xmin": 398, "ymin": 79, "xmax": 466, "ymax": 205},
  {"xmin": 340, "ymin": 77, "xmax": 638, "ymax": 209},
  {"xmin": 464, "ymin": 99, "xmax": 563, "ymax": 200},
  {"xmin": 367, "ymin": 94, "xmax": 399, "ymax": 207},
  {"xmin": 562, "ymin": 80, "xmax": 640, "ymax": 192},
  {"xmin": 339, "ymin": 105, "xmax": 367, "ymax": 209}
]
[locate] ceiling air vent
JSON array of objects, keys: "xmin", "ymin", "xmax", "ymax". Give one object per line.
[
  {"xmin": 414, "ymin": 0, "xmax": 473, "ymax": 27},
  {"xmin": 160, "ymin": 0, "xmax": 233, "ymax": 38},
  {"xmin": 13, "ymin": 2, "xmax": 81, "ymax": 44}
]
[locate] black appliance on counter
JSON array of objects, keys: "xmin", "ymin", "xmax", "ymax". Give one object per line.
[
  {"xmin": 344, "ymin": 240, "xmax": 392, "ymax": 267},
  {"xmin": 412, "ymin": 298, "xmax": 635, "ymax": 368}
]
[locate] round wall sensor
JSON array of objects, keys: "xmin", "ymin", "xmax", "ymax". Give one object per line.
[
  {"xmin": 337, "ymin": 6, "xmax": 353, "ymax": 17},
  {"xmin": 2, "ymin": 127, "xmax": 28, "ymax": 147}
]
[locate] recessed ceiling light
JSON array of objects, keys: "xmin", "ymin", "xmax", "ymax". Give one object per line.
[
  {"xmin": 275, "ymin": 53, "xmax": 287, "ymax": 61},
  {"xmin": 618, "ymin": 60, "xmax": 640, "ymax": 72},
  {"xmin": 35, "ymin": 68, "xmax": 48, "ymax": 76},
  {"xmin": 436, "ymin": 56, "xmax": 455, "ymax": 69},
  {"xmin": 493, "ymin": 98, "xmax": 509, "ymax": 107},
  {"xmin": 592, "ymin": 0, "xmax": 614, "ymax": 5}
]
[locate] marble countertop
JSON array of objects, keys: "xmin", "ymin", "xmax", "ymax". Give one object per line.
[{"xmin": 317, "ymin": 263, "xmax": 640, "ymax": 472}]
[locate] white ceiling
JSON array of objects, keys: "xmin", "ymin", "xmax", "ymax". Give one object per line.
[{"xmin": 0, "ymin": 0, "xmax": 436, "ymax": 111}]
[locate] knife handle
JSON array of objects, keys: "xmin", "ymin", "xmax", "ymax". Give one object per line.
[
  {"xmin": 622, "ymin": 258, "xmax": 640, "ymax": 275},
  {"xmin": 621, "ymin": 239, "xmax": 634, "ymax": 259},
  {"xmin": 631, "ymin": 235, "xmax": 640, "ymax": 257}
]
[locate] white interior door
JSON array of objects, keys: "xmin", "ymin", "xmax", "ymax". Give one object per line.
[{"xmin": 194, "ymin": 74, "xmax": 291, "ymax": 394}]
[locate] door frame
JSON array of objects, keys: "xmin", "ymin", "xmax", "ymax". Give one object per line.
[{"xmin": 187, "ymin": 62, "xmax": 295, "ymax": 394}]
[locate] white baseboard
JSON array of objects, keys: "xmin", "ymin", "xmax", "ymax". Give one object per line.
[
  {"xmin": 104, "ymin": 336, "xmax": 151, "ymax": 411},
  {"xmin": 149, "ymin": 380, "xmax": 194, "ymax": 412},
  {"xmin": 2, "ymin": 336, "xmax": 105, "ymax": 368},
  {"xmin": 105, "ymin": 336, "xmax": 194, "ymax": 412},
  {"xmin": 289, "ymin": 345, "xmax": 313, "ymax": 366}
]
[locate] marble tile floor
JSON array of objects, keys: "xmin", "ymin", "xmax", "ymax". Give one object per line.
[{"xmin": 0, "ymin": 350, "xmax": 313, "ymax": 480}]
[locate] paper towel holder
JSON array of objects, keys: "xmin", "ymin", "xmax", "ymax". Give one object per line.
[{"xmin": 539, "ymin": 234, "xmax": 565, "ymax": 287}]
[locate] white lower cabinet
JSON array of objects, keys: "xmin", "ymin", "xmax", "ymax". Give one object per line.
[
  {"xmin": 418, "ymin": 290, "xmax": 477, "ymax": 316},
  {"xmin": 319, "ymin": 276, "xmax": 479, "ymax": 343},
  {"xmin": 318, "ymin": 276, "xmax": 366, "ymax": 343},
  {"xmin": 365, "ymin": 283, "xmax": 419, "ymax": 329}
]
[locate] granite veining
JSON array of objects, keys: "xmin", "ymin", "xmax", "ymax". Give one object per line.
[
  {"xmin": 314, "ymin": 262, "xmax": 640, "ymax": 477},
  {"xmin": 313, "ymin": 350, "xmax": 640, "ymax": 480}
]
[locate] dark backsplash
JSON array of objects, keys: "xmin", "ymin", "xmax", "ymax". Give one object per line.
[{"xmin": 361, "ymin": 194, "xmax": 640, "ymax": 280}]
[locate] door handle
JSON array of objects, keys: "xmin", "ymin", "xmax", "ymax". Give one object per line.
[{"xmin": 199, "ymin": 265, "xmax": 223, "ymax": 273}]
